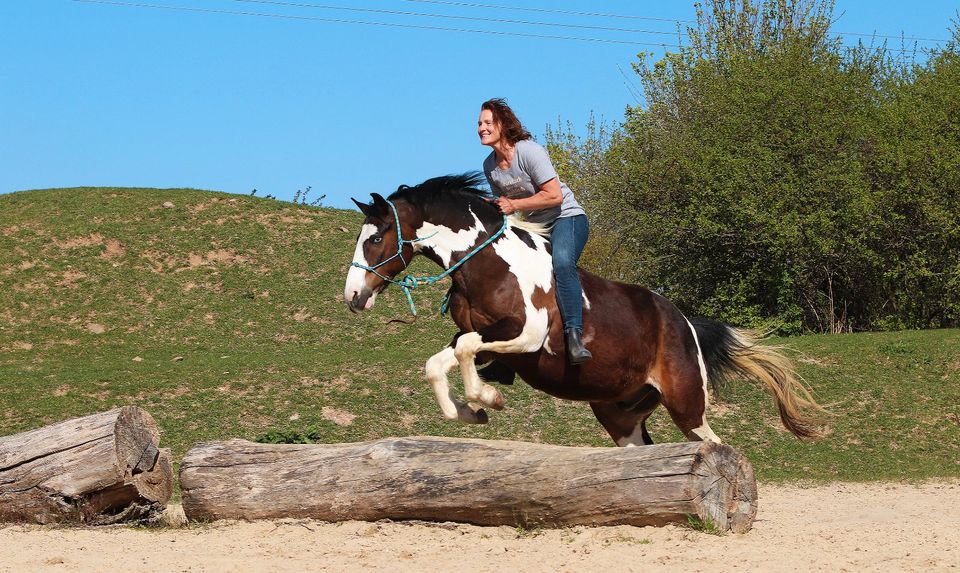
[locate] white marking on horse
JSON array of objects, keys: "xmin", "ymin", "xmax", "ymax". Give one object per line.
[
  {"xmin": 421, "ymin": 222, "xmax": 558, "ymax": 415},
  {"xmin": 447, "ymin": 227, "xmax": 556, "ymax": 406},
  {"xmin": 684, "ymin": 318, "xmax": 722, "ymax": 443},
  {"xmin": 542, "ymin": 335, "xmax": 555, "ymax": 356},
  {"xmin": 492, "ymin": 227, "xmax": 554, "ymax": 349},
  {"xmin": 582, "ymin": 292, "xmax": 591, "ymax": 310},
  {"xmin": 344, "ymin": 223, "xmax": 378, "ymax": 306},
  {"xmin": 616, "ymin": 424, "xmax": 647, "ymax": 447},
  {"xmin": 413, "ymin": 209, "xmax": 485, "ymax": 268},
  {"xmin": 646, "ymin": 376, "xmax": 662, "ymax": 393}
]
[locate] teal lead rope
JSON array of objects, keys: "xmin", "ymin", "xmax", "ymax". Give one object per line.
[
  {"xmin": 351, "ymin": 199, "xmax": 509, "ymax": 316},
  {"xmin": 439, "ymin": 289, "xmax": 452, "ymax": 315}
]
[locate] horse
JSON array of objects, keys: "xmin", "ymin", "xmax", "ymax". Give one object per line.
[{"xmin": 343, "ymin": 173, "xmax": 821, "ymax": 445}]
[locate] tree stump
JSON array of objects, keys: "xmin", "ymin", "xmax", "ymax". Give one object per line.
[
  {"xmin": 0, "ymin": 406, "xmax": 173, "ymax": 524},
  {"xmin": 181, "ymin": 437, "xmax": 757, "ymax": 533}
]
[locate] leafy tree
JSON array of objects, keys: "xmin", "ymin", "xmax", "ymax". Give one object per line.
[{"xmin": 547, "ymin": 1, "xmax": 959, "ymax": 333}]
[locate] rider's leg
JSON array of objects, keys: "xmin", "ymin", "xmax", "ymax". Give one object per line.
[{"xmin": 551, "ymin": 214, "xmax": 592, "ymax": 364}]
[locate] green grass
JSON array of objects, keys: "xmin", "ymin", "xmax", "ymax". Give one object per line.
[{"xmin": 1, "ymin": 187, "xmax": 958, "ymax": 484}]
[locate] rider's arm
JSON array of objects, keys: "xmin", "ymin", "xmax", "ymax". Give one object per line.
[{"xmin": 496, "ymin": 177, "xmax": 563, "ymax": 214}]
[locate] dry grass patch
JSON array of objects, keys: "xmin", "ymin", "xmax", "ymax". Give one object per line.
[
  {"xmin": 56, "ymin": 233, "xmax": 103, "ymax": 249},
  {"xmin": 321, "ymin": 406, "xmax": 357, "ymax": 426},
  {"xmin": 292, "ymin": 308, "xmax": 312, "ymax": 322},
  {"xmin": 12, "ymin": 281, "xmax": 49, "ymax": 293},
  {"xmin": 57, "ymin": 270, "xmax": 87, "ymax": 288},
  {"xmin": 709, "ymin": 402, "xmax": 741, "ymax": 418},
  {"xmin": 85, "ymin": 323, "xmax": 106, "ymax": 334},
  {"xmin": 101, "ymin": 239, "xmax": 125, "ymax": 259},
  {"xmin": 185, "ymin": 249, "xmax": 251, "ymax": 269}
]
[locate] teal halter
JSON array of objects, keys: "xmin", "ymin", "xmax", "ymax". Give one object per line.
[{"xmin": 351, "ymin": 199, "xmax": 509, "ymax": 316}]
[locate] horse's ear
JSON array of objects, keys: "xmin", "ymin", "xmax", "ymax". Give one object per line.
[
  {"xmin": 352, "ymin": 197, "xmax": 373, "ymax": 217},
  {"xmin": 370, "ymin": 193, "xmax": 389, "ymax": 211}
]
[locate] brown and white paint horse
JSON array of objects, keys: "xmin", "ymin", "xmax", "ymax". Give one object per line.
[{"xmin": 344, "ymin": 174, "xmax": 821, "ymax": 445}]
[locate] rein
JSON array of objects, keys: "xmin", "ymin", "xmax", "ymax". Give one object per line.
[{"xmin": 351, "ymin": 199, "xmax": 509, "ymax": 316}]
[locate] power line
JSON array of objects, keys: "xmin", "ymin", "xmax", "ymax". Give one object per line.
[
  {"xmin": 402, "ymin": 0, "xmax": 948, "ymax": 43},
  {"xmin": 232, "ymin": 0, "xmax": 681, "ymax": 37},
  {"xmin": 71, "ymin": 0, "xmax": 683, "ymax": 47},
  {"xmin": 402, "ymin": 0, "xmax": 694, "ymax": 24},
  {"xmin": 71, "ymin": 0, "xmax": 945, "ymax": 54}
]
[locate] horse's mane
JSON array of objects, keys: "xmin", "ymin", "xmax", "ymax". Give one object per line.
[
  {"xmin": 388, "ymin": 172, "xmax": 491, "ymax": 206},
  {"xmin": 389, "ymin": 172, "xmax": 551, "ymax": 238}
]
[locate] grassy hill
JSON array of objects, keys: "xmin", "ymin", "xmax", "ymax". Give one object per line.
[{"xmin": 1, "ymin": 187, "xmax": 958, "ymax": 483}]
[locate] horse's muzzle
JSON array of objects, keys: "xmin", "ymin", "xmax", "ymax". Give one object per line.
[{"xmin": 347, "ymin": 288, "xmax": 375, "ymax": 313}]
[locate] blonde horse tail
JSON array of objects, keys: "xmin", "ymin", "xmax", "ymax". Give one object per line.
[{"xmin": 692, "ymin": 319, "xmax": 825, "ymax": 440}]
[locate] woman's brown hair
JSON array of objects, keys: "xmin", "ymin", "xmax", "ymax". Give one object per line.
[{"xmin": 481, "ymin": 98, "xmax": 531, "ymax": 144}]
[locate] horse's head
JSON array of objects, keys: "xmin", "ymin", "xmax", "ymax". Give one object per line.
[
  {"xmin": 344, "ymin": 173, "xmax": 507, "ymax": 314},
  {"xmin": 343, "ymin": 192, "xmax": 420, "ymax": 313}
]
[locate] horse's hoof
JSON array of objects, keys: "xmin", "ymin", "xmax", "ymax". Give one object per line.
[
  {"xmin": 474, "ymin": 408, "xmax": 489, "ymax": 424},
  {"xmin": 488, "ymin": 392, "xmax": 506, "ymax": 411}
]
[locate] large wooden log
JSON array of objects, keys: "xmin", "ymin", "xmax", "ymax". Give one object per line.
[
  {"xmin": 181, "ymin": 437, "xmax": 757, "ymax": 533},
  {"xmin": 0, "ymin": 406, "xmax": 173, "ymax": 524}
]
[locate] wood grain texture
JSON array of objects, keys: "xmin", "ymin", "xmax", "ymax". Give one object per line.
[
  {"xmin": 0, "ymin": 406, "xmax": 173, "ymax": 524},
  {"xmin": 181, "ymin": 437, "xmax": 757, "ymax": 533}
]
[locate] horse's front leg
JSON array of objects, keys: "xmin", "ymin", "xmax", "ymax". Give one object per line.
[
  {"xmin": 424, "ymin": 343, "xmax": 489, "ymax": 424},
  {"xmin": 454, "ymin": 317, "xmax": 544, "ymax": 411}
]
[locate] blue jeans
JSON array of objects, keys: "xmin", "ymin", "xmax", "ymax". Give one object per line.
[{"xmin": 551, "ymin": 214, "xmax": 589, "ymax": 332}]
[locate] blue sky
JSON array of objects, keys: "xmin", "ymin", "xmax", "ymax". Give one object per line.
[{"xmin": 1, "ymin": 1, "xmax": 956, "ymax": 209}]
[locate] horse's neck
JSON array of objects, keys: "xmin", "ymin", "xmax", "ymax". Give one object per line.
[
  {"xmin": 451, "ymin": 221, "xmax": 554, "ymax": 298},
  {"xmin": 415, "ymin": 207, "xmax": 501, "ymax": 271}
]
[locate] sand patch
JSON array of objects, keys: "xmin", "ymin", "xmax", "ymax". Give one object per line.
[{"xmin": 6, "ymin": 481, "xmax": 957, "ymax": 572}]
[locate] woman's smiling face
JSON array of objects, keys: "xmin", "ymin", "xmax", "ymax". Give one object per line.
[{"xmin": 477, "ymin": 108, "xmax": 502, "ymax": 147}]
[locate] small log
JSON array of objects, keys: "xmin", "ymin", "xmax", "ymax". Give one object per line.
[
  {"xmin": 181, "ymin": 437, "xmax": 757, "ymax": 533},
  {"xmin": 0, "ymin": 406, "xmax": 173, "ymax": 524}
]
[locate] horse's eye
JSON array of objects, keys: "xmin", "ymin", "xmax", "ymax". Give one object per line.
[{"xmin": 371, "ymin": 236, "xmax": 383, "ymax": 244}]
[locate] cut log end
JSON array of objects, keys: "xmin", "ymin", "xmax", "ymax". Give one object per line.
[
  {"xmin": 692, "ymin": 441, "xmax": 758, "ymax": 534},
  {"xmin": 0, "ymin": 406, "xmax": 173, "ymax": 525}
]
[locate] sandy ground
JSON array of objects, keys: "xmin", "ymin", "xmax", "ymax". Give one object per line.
[{"xmin": 1, "ymin": 481, "xmax": 958, "ymax": 572}]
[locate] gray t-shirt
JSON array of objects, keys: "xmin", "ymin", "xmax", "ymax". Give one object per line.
[{"xmin": 483, "ymin": 139, "xmax": 586, "ymax": 225}]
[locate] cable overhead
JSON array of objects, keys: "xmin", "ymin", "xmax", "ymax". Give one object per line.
[
  {"xmin": 232, "ymin": 0, "xmax": 680, "ymax": 36},
  {"xmin": 70, "ymin": 0, "xmax": 682, "ymax": 47},
  {"xmin": 402, "ymin": 0, "xmax": 694, "ymax": 24},
  {"xmin": 71, "ymin": 0, "xmax": 946, "ymax": 52},
  {"xmin": 402, "ymin": 0, "xmax": 947, "ymax": 43}
]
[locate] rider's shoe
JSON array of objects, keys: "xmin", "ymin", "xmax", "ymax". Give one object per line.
[{"xmin": 565, "ymin": 328, "xmax": 593, "ymax": 365}]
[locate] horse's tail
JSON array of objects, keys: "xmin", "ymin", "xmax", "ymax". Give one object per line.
[{"xmin": 691, "ymin": 317, "xmax": 824, "ymax": 440}]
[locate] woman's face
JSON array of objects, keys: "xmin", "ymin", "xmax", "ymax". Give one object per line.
[{"xmin": 477, "ymin": 109, "xmax": 502, "ymax": 147}]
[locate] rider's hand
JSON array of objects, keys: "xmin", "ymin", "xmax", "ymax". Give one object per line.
[{"xmin": 494, "ymin": 197, "xmax": 517, "ymax": 215}]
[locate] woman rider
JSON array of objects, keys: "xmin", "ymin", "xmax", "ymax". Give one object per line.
[{"xmin": 477, "ymin": 98, "xmax": 592, "ymax": 364}]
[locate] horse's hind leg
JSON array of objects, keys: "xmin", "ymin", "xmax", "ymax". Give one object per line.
[
  {"xmin": 590, "ymin": 386, "xmax": 661, "ymax": 446},
  {"xmin": 425, "ymin": 345, "xmax": 489, "ymax": 424},
  {"xmin": 657, "ymin": 361, "xmax": 722, "ymax": 443}
]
